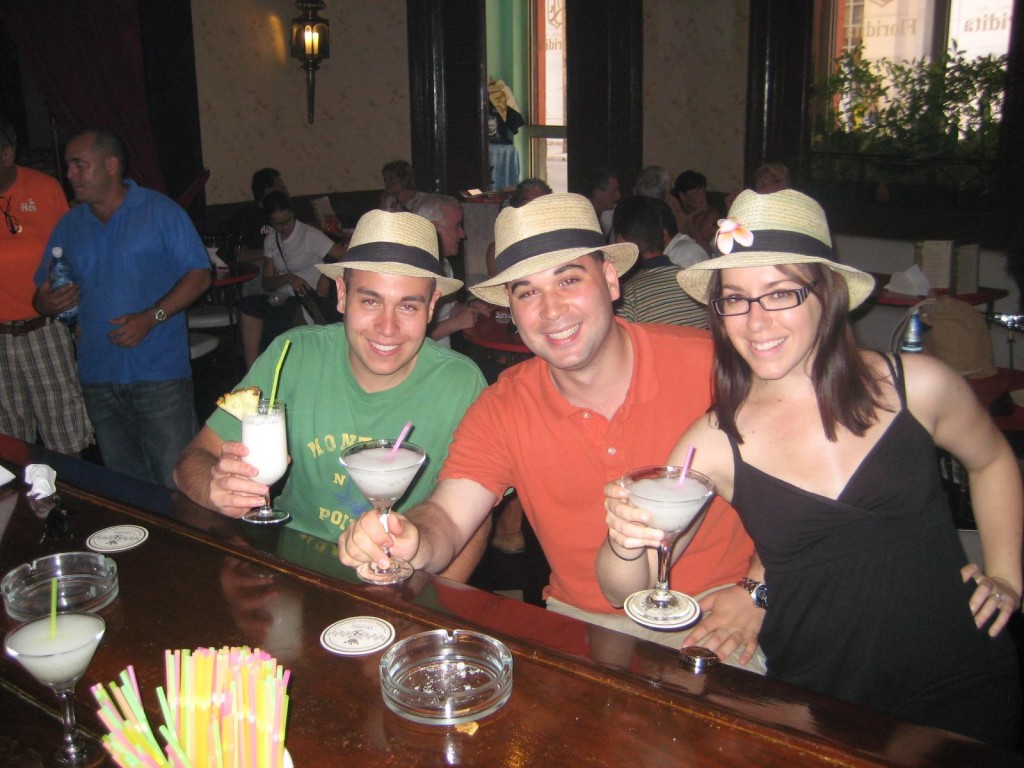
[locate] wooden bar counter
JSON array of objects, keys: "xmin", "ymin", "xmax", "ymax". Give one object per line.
[{"xmin": 0, "ymin": 436, "xmax": 1016, "ymax": 767}]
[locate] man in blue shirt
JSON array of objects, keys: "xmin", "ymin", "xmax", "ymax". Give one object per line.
[{"xmin": 33, "ymin": 129, "xmax": 212, "ymax": 488}]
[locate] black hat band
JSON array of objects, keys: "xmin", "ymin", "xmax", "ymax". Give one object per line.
[
  {"xmin": 495, "ymin": 228, "xmax": 606, "ymax": 273},
  {"xmin": 715, "ymin": 229, "xmax": 834, "ymax": 260},
  {"xmin": 343, "ymin": 241, "xmax": 444, "ymax": 276}
]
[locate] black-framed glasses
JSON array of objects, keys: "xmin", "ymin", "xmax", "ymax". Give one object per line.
[
  {"xmin": 0, "ymin": 196, "xmax": 21, "ymax": 235},
  {"xmin": 712, "ymin": 284, "xmax": 815, "ymax": 316}
]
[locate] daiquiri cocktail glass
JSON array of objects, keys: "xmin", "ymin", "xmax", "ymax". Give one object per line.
[
  {"xmin": 340, "ymin": 439, "xmax": 426, "ymax": 585},
  {"xmin": 241, "ymin": 399, "xmax": 291, "ymax": 524},
  {"xmin": 621, "ymin": 467, "xmax": 715, "ymax": 630},
  {"xmin": 5, "ymin": 611, "xmax": 106, "ymax": 766}
]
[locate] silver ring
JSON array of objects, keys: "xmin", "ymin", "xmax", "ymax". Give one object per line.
[{"xmin": 995, "ymin": 593, "xmax": 1006, "ymax": 605}]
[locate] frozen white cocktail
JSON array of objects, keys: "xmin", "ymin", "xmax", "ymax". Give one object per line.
[
  {"xmin": 621, "ymin": 467, "xmax": 715, "ymax": 629},
  {"xmin": 6, "ymin": 611, "xmax": 106, "ymax": 765},
  {"xmin": 627, "ymin": 475, "xmax": 710, "ymax": 533},
  {"xmin": 340, "ymin": 440, "xmax": 426, "ymax": 584},
  {"xmin": 241, "ymin": 399, "xmax": 290, "ymax": 524}
]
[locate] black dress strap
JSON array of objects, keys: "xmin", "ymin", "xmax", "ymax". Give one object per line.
[
  {"xmin": 883, "ymin": 352, "xmax": 908, "ymax": 410},
  {"xmin": 726, "ymin": 429, "xmax": 745, "ymax": 469}
]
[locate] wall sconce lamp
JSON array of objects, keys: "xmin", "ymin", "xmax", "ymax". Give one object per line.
[{"xmin": 290, "ymin": 0, "xmax": 330, "ymax": 124}]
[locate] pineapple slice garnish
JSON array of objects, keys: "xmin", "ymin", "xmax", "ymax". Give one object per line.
[{"xmin": 216, "ymin": 386, "xmax": 262, "ymax": 420}]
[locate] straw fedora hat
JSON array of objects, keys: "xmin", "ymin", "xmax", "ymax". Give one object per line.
[
  {"xmin": 318, "ymin": 210, "xmax": 462, "ymax": 296},
  {"xmin": 676, "ymin": 189, "xmax": 875, "ymax": 310},
  {"xmin": 469, "ymin": 192, "xmax": 638, "ymax": 306}
]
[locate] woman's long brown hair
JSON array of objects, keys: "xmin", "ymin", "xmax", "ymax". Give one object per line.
[{"xmin": 708, "ymin": 263, "xmax": 885, "ymax": 443}]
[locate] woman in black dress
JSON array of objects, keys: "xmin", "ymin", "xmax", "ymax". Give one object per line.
[{"xmin": 599, "ymin": 189, "xmax": 1021, "ymax": 747}]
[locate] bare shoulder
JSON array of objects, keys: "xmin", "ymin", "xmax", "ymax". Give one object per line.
[
  {"xmin": 901, "ymin": 352, "xmax": 974, "ymax": 400},
  {"xmin": 900, "ymin": 352, "xmax": 984, "ymax": 433},
  {"xmin": 682, "ymin": 411, "xmax": 723, "ymax": 441},
  {"xmin": 671, "ymin": 413, "xmax": 736, "ymax": 501},
  {"xmin": 858, "ymin": 349, "xmax": 966, "ymax": 400}
]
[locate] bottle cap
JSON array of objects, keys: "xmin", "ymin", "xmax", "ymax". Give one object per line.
[{"xmin": 678, "ymin": 646, "xmax": 719, "ymax": 674}]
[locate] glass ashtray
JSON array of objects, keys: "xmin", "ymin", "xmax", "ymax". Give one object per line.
[
  {"xmin": 380, "ymin": 629, "xmax": 513, "ymax": 726},
  {"xmin": 2, "ymin": 551, "xmax": 119, "ymax": 621}
]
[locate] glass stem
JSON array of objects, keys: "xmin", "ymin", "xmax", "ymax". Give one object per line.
[
  {"xmin": 376, "ymin": 507, "xmax": 394, "ymax": 571},
  {"xmin": 654, "ymin": 540, "xmax": 672, "ymax": 593},
  {"xmin": 56, "ymin": 688, "xmax": 83, "ymax": 756}
]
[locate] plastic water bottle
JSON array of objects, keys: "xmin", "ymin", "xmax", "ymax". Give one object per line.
[
  {"xmin": 48, "ymin": 247, "xmax": 79, "ymax": 324},
  {"xmin": 900, "ymin": 309, "xmax": 924, "ymax": 353}
]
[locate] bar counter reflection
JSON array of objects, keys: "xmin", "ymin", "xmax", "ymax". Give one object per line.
[{"xmin": 0, "ymin": 435, "xmax": 1015, "ymax": 767}]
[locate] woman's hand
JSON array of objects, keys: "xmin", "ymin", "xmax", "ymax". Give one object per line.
[
  {"xmin": 962, "ymin": 563, "xmax": 1020, "ymax": 636},
  {"xmin": 603, "ymin": 479, "xmax": 663, "ymax": 556},
  {"xmin": 284, "ymin": 273, "xmax": 312, "ymax": 296},
  {"xmin": 687, "ymin": 586, "xmax": 764, "ymax": 666}
]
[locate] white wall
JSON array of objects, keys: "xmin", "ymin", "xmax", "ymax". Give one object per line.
[
  {"xmin": 836, "ymin": 235, "xmax": 1020, "ymax": 369},
  {"xmin": 643, "ymin": 1, "xmax": 749, "ymax": 193}
]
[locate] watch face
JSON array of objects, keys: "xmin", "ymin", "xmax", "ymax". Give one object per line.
[
  {"xmin": 155, "ymin": 308, "xmax": 167, "ymax": 322},
  {"xmin": 753, "ymin": 584, "xmax": 768, "ymax": 609}
]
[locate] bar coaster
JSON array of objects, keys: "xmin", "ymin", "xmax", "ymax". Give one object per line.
[
  {"xmin": 321, "ymin": 616, "xmax": 395, "ymax": 656},
  {"xmin": 86, "ymin": 524, "xmax": 149, "ymax": 553},
  {"xmin": 623, "ymin": 591, "xmax": 700, "ymax": 631}
]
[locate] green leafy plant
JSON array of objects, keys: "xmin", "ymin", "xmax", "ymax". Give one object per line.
[{"xmin": 813, "ymin": 43, "xmax": 1007, "ymax": 159}]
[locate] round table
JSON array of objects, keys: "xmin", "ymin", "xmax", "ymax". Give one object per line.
[
  {"xmin": 463, "ymin": 312, "xmax": 531, "ymax": 355},
  {"xmin": 462, "ymin": 311, "xmax": 532, "ymax": 379}
]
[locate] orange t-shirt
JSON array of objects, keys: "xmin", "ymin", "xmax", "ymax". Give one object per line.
[
  {"xmin": 1, "ymin": 166, "xmax": 69, "ymax": 322},
  {"xmin": 440, "ymin": 319, "xmax": 755, "ymax": 614}
]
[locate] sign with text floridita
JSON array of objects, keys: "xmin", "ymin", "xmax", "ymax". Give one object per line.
[
  {"xmin": 859, "ymin": 0, "xmax": 1012, "ymax": 61},
  {"xmin": 862, "ymin": 0, "xmax": 936, "ymax": 61}
]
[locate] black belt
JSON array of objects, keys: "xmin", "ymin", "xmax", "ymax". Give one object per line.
[{"xmin": 0, "ymin": 316, "xmax": 49, "ymax": 336}]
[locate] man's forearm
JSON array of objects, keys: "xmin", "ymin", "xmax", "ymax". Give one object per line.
[
  {"xmin": 407, "ymin": 501, "xmax": 467, "ymax": 573},
  {"xmin": 157, "ymin": 268, "xmax": 212, "ymax": 316},
  {"xmin": 438, "ymin": 517, "xmax": 492, "ymax": 583},
  {"xmin": 173, "ymin": 446, "xmax": 218, "ymax": 508}
]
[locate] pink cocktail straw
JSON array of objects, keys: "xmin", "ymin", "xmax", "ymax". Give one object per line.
[
  {"xmin": 677, "ymin": 444, "xmax": 696, "ymax": 483},
  {"xmin": 389, "ymin": 421, "xmax": 413, "ymax": 458}
]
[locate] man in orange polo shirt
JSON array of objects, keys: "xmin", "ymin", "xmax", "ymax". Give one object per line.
[
  {"xmin": 0, "ymin": 119, "xmax": 92, "ymax": 454},
  {"xmin": 341, "ymin": 193, "xmax": 765, "ymax": 669}
]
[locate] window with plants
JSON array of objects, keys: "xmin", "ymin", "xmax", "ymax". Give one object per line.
[{"xmin": 806, "ymin": 0, "xmax": 1011, "ymax": 212}]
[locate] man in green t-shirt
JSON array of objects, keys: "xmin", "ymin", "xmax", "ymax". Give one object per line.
[{"xmin": 174, "ymin": 210, "xmax": 487, "ymax": 578}]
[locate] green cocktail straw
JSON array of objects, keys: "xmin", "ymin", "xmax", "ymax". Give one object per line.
[
  {"xmin": 49, "ymin": 577, "xmax": 57, "ymax": 638},
  {"xmin": 268, "ymin": 339, "xmax": 292, "ymax": 408}
]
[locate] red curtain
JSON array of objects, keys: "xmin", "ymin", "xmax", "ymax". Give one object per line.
[{"xmin": 5, "ymin": 0, "xmax": 167, "ymax": 193}]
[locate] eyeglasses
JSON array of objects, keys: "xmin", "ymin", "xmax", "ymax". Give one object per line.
[
  {"xmin": 711, "ymin": 285, "xmax": 815, "ymax": 316},
  {"xmin": 0, "ymin": 196, "xmax": 21, "ymax": 235}
]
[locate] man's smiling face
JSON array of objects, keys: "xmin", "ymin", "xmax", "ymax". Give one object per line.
[{"xmin": 338, "ymin": 269, "xmax": 439, "ymax": 392}]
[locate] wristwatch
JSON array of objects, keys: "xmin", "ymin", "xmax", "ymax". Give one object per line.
[
  {"xmin": 737, "ymin": 577, "xmax": 768, "ymax": 609},
  {"xmin": 153, "ymin": 306, "xmax": 167, "ymax": 323}
]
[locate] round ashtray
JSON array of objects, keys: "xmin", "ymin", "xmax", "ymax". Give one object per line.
[
  {"xmin": 2, "ymin": 552, "xmax": 119, "ymax": 621},
  {"xmin": 380, "ymin": 629, "xmax": 513, "ymax": 726}
]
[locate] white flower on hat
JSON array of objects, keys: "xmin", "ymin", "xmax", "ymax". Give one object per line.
[{"xmin": 715, "ymin": 218, "xmax": 753, "ymax": 255}]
